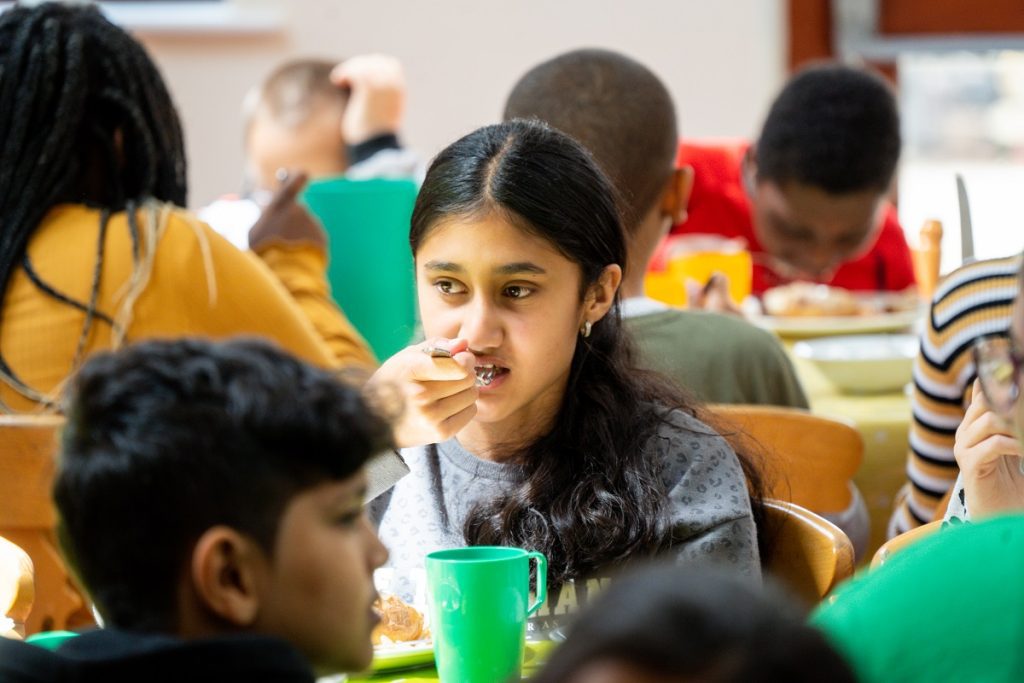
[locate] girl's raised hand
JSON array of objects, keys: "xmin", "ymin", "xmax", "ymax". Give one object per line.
[
  {"xmin": 367, "ymin": 338, "xmax": 479, "ymax": 448},
  {"xmin": 954, "ymin": 379, "xmax": 1024, "ymax": 518}
]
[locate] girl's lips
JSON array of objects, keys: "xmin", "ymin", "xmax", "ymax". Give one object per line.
[{"xmin": 472, "ymin": 354, "xmax": 509, "ymax": 367}]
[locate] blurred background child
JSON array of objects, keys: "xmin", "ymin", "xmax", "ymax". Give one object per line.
[
  {"xmin": 202, "ymin": 54, "xmax": 421, "ymax": 248},
  {"xmin": 655, "ymin": 64, "xmax": 915, "ymax": 310}
]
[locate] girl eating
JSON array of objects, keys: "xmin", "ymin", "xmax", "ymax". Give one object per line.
[{"xmin": 368, "ymin": 120, "xmax": 761, "ymax": 628}]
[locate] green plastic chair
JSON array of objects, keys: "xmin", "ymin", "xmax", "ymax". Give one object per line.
[{"xmin": 301, "ymin": 177, "xmax": 419, "ymax": 361}]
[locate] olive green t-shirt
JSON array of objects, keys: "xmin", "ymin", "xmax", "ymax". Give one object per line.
[{"xmin": 623, "ymin": 298, "xmax": 808, "ymax": 408}]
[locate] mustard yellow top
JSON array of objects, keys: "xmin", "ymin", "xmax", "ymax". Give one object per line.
[{"xmin": 0, "ymin": 203, "xmax": 376, "ymax": 411}]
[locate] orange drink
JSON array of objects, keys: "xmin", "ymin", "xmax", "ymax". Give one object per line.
[
  {"xmin": 668, "ymin": 249, "xmax": 752, "ymax": 306},
  {"xmin": 645, "ymin": 234, "xmax": 752, "ymax": 307},
  {"xmin": 643, "ymin": 270, "xmax": 687, "ymax": 307}
]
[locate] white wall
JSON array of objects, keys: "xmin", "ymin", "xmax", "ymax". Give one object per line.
[{"xmin": 136, "ymin": 0, "xmax": 787, "ymax": 209}]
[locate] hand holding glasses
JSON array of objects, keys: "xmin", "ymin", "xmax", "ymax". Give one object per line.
[
  {"xmin": 974, "ymin": 336, "xmax": 1023, "ymax": 420},
  {"xmin": 952, "ymin": 336, "xmax": 1024, "ymax": 519}
]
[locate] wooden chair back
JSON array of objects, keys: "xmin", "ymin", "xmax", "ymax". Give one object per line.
[
  {"xmin": 870, "ymin": 520, "xmax": 943, "ymax": 569},
  {"xmin": 0, "ymin": 415, "xmax": 93, "ymax": 634},
  {"xmin": 761, "ymin": 499, "xmax": 855, "ymax": 604},
  {"xmin": 707, "ymin": 404, "xmax": 863, "ymax": 514},
  {"xmin": 0, "ymin": 535, "xmax": 33, "ymax": 638}
]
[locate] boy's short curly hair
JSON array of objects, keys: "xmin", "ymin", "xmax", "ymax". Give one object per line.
[
  {"xmin": 756, "ymin": 63, "xmax": 901, "ymax": 194},
  {"xmin": 503, "ymin": 48, "xmax": 677, "ymax": 233}
]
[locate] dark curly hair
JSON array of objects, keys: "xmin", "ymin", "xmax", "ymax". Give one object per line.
[{"xmin": 756, "ymin": 63, "xmax": 900, "ymax": 194}]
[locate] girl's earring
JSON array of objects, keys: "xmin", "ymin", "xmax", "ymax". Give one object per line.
[{"xmin": 580, "ymin": 320, "xmax": 592, "ymax": 338}]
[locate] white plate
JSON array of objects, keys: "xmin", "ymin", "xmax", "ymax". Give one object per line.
[
  {"xmin": 752, "ymin": 307, "xmax": 922, "ymax": 338},
  {"xmin": 793, "ymin": 334, "xmax": 918, "ymax": 394},
  {"xmin": 372, "ymin": 567, "xmax": 433, "ymax": 672}
]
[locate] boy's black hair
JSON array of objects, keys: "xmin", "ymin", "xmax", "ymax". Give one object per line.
[
  {"xmin": 503, "ymin": 48, "xmax": 677, "ymax": 232},
  {"xmin": 756, "ymin": 63, "xmax": 900, "ymax": 194},
  {"xmin": 54, "ymin": 338, "xmax": 393, "ymax": 632},
  {"xmin": 532, "ymin": 563, "xmax": 856, "ymax": 683}
]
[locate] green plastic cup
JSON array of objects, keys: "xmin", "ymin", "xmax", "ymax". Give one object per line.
[{"xmin": 426, "ymin": 546, "xmax": 547, "ymax": 683}]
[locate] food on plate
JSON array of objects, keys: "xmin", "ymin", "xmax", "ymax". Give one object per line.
[
  {"xmin": 872, "ymin": 288, "xmax": 921, "ymax": 315},
  {"xmin": 762, "ymin": 283, "xmax": 861, "ymax": 317},
  {"xmin": 762, "ymin": 283, "xmax": 919, "ymax": 317},
  {"xmin": 372, "ymin": 594, "xmax": 428, "ymax": 644}
]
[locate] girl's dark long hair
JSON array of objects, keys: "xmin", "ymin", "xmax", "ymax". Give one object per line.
[
  {"xmin": 410, "ymin": 120, "xmax": 765, "ymax": 589},
  {"xmin": 0, "ymin": 3, "xmax": 187, "ymax": 404}
]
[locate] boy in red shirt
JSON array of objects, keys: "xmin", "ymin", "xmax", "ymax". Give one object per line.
[{"xmin": 655, "ymin": 64, "xmax": 914, "ymax": 299}]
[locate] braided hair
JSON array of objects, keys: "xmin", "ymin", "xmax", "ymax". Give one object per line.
[{"xmin": 0, "ymin": 3, "xmax": 187, "ymax": 405}]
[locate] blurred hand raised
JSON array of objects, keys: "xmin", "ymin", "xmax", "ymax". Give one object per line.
[
  {"xmin": 685, "ymin": 273, "xmax": 744, "ymax": 317},
  {"xmin": 954, "ymin": 379, "xmax": 1024, "ymax": 519},
  {"xmin": 248, "ymin": 170, "xmax": 326, "ymax": 251},
  {"xmin": 331, "ymin": 54, "xmax": 406, "ymax": 145}
]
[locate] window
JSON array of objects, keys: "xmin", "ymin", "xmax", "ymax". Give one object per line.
[
  {"xmin": 0, "ymin": 1, "xmax": 283, "ymax": 35},
  {"xmin": 898, "ymin": 52, "xmax": 1024, "ymax": 270}
]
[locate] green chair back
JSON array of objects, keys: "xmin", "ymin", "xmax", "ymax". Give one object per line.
[{"xmin": 301, "ymin": 177, "xmax": 419, "ymax": 360}]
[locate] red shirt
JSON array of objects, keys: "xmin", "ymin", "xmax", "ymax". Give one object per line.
[{"xmin": 653, "ymin": 140, "xmax": 916, "ymax": 295}]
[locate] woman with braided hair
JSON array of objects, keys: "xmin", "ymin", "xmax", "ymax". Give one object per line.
[{"xmin": 0, "ymin": 3, "xmax": 375, "ymax": 411}]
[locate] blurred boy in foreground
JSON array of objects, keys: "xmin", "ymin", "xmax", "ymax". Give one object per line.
[{"xmin": 0, "ymin": 339, "xmax": 392, "ymax": 681}]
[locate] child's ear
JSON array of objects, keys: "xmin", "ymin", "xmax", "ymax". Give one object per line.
[
  {"xmin": 584, "ymin": 264, "xmax": 623, "ymax": 324},
  {"xmin": 190, "ymin": 526, "xmax": 265, "ymax": 627},
  {"xmin": 742, "ymin": 145, "xmax": 758, "ymax": 187},
  {"xmin": 661, "ymin": 166, "xmax": 694, "ymax": 225}
]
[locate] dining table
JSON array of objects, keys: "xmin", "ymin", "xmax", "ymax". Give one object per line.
[{"xmin": 786, "ymin": 344, "xmax": 912, "ymax": 561}]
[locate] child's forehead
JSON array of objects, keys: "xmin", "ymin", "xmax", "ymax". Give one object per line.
[
  {"xmin": 418, "ymin": 214, "xmax": 563, "ymax": 259},
  {"xmin": 293, "ymin": 471, "xmax": 368, "ymax": 507}
]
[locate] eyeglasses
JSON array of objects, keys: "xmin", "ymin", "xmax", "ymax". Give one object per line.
[{"xmin": 973, "ymin": 335, "xmax": 1024, "ymax": 417}]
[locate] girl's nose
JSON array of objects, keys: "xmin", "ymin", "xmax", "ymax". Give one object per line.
[{"xmin": 458, "ymin": 297, "xmax": 502, "ymax": 350}]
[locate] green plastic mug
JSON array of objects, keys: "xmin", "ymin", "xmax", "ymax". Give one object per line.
[{"xmin": 426, "ymin": 546, "xmax": 547, "ymax": 683}]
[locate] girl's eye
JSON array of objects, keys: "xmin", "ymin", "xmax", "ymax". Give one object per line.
[
  {"xmin": 504, "ymin": 285, "xmax": 534, "ymax": 299},
  {"xmin": 435, "ymin": 279, "xmax": 466, "ymax": 295}
]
